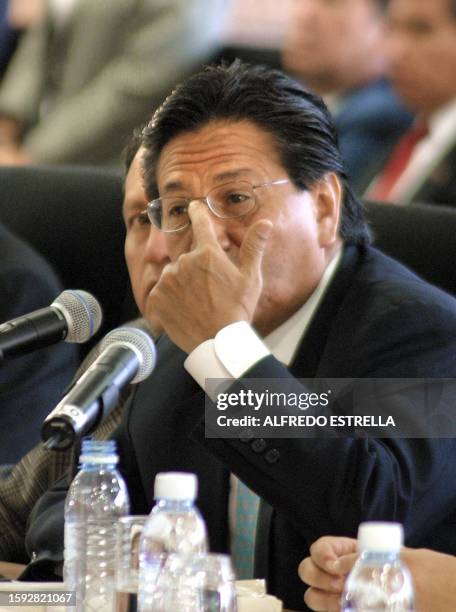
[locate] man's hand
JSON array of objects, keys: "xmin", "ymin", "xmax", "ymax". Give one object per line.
[
  {"xmin": 401, "ymin": 547, "xmax": 456, "ymax": 612},
  {"xmin": 299, "ymin": 536, "xmax": 456, "ymax": 612},
  {"xmin": 147, "ymin": 202, "xmax": 273, "ymax": 353},
  {"xmin": 298, "ymin": 536, "xmax": 358, "ymax": 611}
]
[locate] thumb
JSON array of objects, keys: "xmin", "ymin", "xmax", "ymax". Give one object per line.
[{"xmin": 239, "ymin": 219, "xmax": 273, "ymax": 276}]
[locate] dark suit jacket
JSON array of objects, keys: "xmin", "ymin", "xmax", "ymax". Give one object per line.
[
  {"xmin": 334, "ymin": 79, "xmax": 413, "ymax": 192},
  {"xmin": 25, "ymin": 245, "xmax": 456, "ymax": 610},
  {"xmin": 0, "ymin": 223, "xmax": 78, "ymax": 463},
  {"xmin": 120, "ymin": 244, "xmax": 456, "ymax": 609}
]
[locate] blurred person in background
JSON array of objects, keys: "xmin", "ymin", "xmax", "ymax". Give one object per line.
[
  {"xmin": 0, "ymin": 0, "xmax": 18, "ymax": 79},
  {"xmin": 0, "ymin": 221, "xmax": 78, "ymax": 464},
  {"xmin": 298, "ymin": 535, "xmax": 456, "ymax": 612},
  {"xmin": 282, "ymin": 0, "xmax": 412, "ymax": 191},
  {"xmin": 364, "ymin": 0, "xmax": 456, "ymax": 207},
  {"xmin": 0, "ymin": 0, "xmax": 43, "ymax": 78},
  {"xmin": 0, "ymin": 0, "xmax": 228, "ymax": 167},
  {"xmin": 221, "ymin": 0, "xmax": 292, "ymax": 50}
]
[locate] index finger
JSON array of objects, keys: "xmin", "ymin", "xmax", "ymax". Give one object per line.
[{"xmin": 188, "ymin": 200, "xmax": 219, "ymax": 246}]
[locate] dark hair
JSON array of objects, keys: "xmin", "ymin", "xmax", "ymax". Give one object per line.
[
  {"xmin": 141, "ymin": 61, "xmax": 371, "ymax": 245},
  {"xmin": 122, "ymin": 125, "xmax": 144, "ymax": 174}
]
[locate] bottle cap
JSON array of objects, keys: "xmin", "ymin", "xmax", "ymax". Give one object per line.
[
  {"xmin": 358, "ymin": 522, "xmax": 403, "ymax": 552},
  {"xmin": 154, "ymin": 472, "xmax": 198, "ymax": 501},
  {"xmin": 79, "ymin": 438, "xmax": 118, "ymax": 464}
]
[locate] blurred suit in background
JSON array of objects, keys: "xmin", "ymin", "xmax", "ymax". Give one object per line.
[
  {"xmin": 0, "ymin": 222, "xmax": 78, "ymax": 464},
  {"xmin": 0, "ymin": 0, "xmax": 228, "ymax": 166}
]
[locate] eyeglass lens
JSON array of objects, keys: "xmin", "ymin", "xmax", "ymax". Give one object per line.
[{"xmin": 149, "ymin": 181, "xmax": 256, "ymax": 232}]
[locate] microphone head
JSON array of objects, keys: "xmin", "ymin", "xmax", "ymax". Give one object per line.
[
  {"xmin": 52, "ymin": 290, "xmax": 103, "ymax": 343},
  {"xmin": 99, "ymin": 326, "xmax": 156, "ymax": 383}
]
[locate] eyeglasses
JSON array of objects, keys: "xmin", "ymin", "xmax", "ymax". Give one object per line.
[{"xmin": 147, "ymin": 179, "xmax": 290, "ymax": 233}]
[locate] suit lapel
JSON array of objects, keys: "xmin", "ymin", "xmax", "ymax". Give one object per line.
[{"xmin": 289, "ymin": 245, "xmax": 361, "ymax": 377}]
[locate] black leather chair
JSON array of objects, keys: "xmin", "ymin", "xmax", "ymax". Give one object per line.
[
  {"xmin": 365, "ymin": 200, "xmax": 456, "ymax": 297},
  {"xmin": 0, "ymin": 165, "xmax": 138, "ymax": 354}
]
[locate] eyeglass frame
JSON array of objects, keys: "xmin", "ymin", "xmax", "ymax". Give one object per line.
[{"xmin": 146, "ymin": 178, "xmax": 290, "ymax": 233}]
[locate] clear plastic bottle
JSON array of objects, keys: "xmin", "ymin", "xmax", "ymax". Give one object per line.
[
  {"xmin": 341, "ymin": 522, "xmax": 415, "ymax": 611},
  {"xmin": 64, "ymin": 438, "xmax": 130, "ymax": 612},
  {"xmin": 138, "ymin": 472, "xmax": 208, "ymax": 611}
]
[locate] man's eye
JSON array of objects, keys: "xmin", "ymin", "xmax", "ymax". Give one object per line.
[
  {"xmin": 168, "ymin": 203, "xmax": 188, "ymax": 217},
  {"xmin": 131, "ymin": 211, "xmax": 150, "ymax": 227},
  {"xmin": 225, "ymin": 192, "xmax": 250, "ymax": 205}
]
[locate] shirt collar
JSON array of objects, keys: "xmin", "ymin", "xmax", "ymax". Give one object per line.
[
  {"xmin": 427, "ymin": 97, "xmax": 456, "ymax": 134},
  {"xmin": 264, "ymin": 249, "xmax": 342, "ymax": 366}
]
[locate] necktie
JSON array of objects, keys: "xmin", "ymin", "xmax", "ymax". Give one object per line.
[
  {"xmin": 232, "ymin": 479, "xmax": 260, "ymax": 579},
  {"xmin": 367, "ymin": 122, "xmax": 429, "ymax": 202}
]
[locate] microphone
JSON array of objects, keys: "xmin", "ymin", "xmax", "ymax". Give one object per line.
[
  {"xmin": 0, "ymin": 289, "xmax": 103, "ymax": 360},
  {"xmin": 41, "ymin": 326, "xmax": 156, "ymax": 450}
]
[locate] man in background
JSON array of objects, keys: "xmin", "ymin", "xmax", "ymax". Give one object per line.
[
  {"xmin": 0, "ymin": 132, "xmax": 166, "ymax": 571},
  {"xmin": 364, "ymin": 0, "xmax": 456, "ymax": 206},
  {"xmin": 282, "ymin": 0, "xmax": 412, "ymax": 191}
]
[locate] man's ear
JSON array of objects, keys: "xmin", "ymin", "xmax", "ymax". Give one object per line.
[{"xmin": 313, "ymin": 172, "xmax": 342, "ymax": 247}]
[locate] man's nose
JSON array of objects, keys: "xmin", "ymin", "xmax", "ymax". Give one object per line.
[
  {"xmin": 189, "ymin": 200, "xmax": 231, "ymax": 251},
  {"xmin": 145, "ymin": 226, "xmax": 169, "ymax": 263},
  {"xmin": 211, "ymin": 216, "xmax": 232, "ymax": 251}
]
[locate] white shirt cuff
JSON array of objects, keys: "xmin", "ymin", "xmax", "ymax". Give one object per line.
[{"xmin": 184, "ymin": 321, "xmax": 271, "ymax": 396}]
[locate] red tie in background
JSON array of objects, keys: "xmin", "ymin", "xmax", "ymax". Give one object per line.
[{"xmin": 368, "ymin": 122, "xmax": 429, "ymax": 202}]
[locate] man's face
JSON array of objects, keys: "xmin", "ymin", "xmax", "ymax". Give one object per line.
[
  {"xmin": 123, "ymin": 147, "xmax": 170, "ymax": 321},
  {"xmin": 154, "ymin": 119, "xmax": 341, "ymax": 333},
  {"xmin": 282, "ymin": 0, "xmax": 385, "ymax": 91},
  {"xmin": 387, "ymin": 0, "xmax": 456, "ymax": 114}
]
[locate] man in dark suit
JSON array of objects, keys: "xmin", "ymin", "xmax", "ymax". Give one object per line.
[
  {"xmin": 24, "ymin": 62, "xmax": 456, "ymax": 611},
  {"xmin": 363, "ymin": 0, "xmax": 456, "ymax": 205},
  {"xmin": 0, "ymin": 222, "xmax": 78, "ymax": 463},
  {"xmin": 119, "ymin": 62, "xmax": 456, "ymax": 610}
]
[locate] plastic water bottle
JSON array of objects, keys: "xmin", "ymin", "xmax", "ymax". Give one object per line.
[
  {"xmin": 341, "ymin": 522, "xmax": 415, "ymax": 611},
  {"xmin": 138, "ymin": 472, "xmax": 208, "ymax": 611},
  {"xmin": 64, "ymin": 438, "xmax": 130, "ymax": 612}
]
